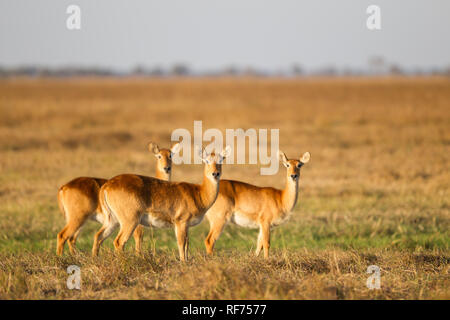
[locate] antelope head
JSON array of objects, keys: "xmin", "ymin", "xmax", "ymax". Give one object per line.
[
  {"xmin": 149, "ymin": 142, "xmax": 182, "ymax": 179},
  {"xmin": 198, "ymin": 145, "xmax": 232, "ymax": 183},
  {"xmin": 278, "ymin": 150, "xmax": 310, "ymax": 182}
]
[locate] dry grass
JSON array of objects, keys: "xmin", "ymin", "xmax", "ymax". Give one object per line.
[
  {"xmin": 0, "ymin": 250, "xmax": 448, "ymax": 299},
  {"xmin": 0, "ymin": 77, "xmax": 449, "ymax": 299}
]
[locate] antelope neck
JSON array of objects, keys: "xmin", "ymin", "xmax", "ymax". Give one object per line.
[
  {"xmin": 281, "ymin": 174, "xmax": 299, "ymax": 213},
  {"xmin": 198, "ymin": 172, "xmax": 220, "ymax": 209},
  {"xmin": 155, "ymin": 169, "xmax": 170, "ymax": 182}
]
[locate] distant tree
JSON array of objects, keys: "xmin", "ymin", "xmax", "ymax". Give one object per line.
[
  {"xmin": 368, "ymin": 56, "xmax": 386, "ymax": 75},
  {"xmin": 222, "ymin": 65, "xmax": 239, "ymax": 76},
  {"xmin": 242, "ymin": 67, "xmax": 266, "ymax": 77},
  {"xmin": 389, "ymin": 64, "xmax": 404, "ymax": 75},
  {"xmin": 291, "ymin": 64, "xmax": 303, "ymax": 76},
  {"xmin": 132, "ymin": 65, "xmax": 147, "ymax": 76},
  {"xmin": 313, "ymin": 66, "xmax": 337, "ymax": 76},
  {"xmin": 171, "ymin": 64, "xmax": 190, "ymax": 76}
]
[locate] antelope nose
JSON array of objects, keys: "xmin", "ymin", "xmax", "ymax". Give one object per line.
[
  {"xmin": 291, "ymin": 174, "xmax": 298, "ymax": 180},
  {"xmin": 164, "ymin": 167, "xmax": 171, "ymax": 173},
  {"xmin": 212, "ymin": 172, "xmax": 220, "ymax": 179}
]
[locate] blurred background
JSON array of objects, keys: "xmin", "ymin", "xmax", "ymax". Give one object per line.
[{"xmin": 0, "ymin": 0, "xmax": 449, "ymax": 299}]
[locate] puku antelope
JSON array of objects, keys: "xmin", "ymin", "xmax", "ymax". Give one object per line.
[
  {"xmin": 204, "ymin": 150, "xmax": 310, "ymax": 259},
  {"xmin": 92, "ymin": 146, "xmax": 231, "ymax": 261},
  {"xmin": 56, "ymin": 142, "xmax": 181, "ymax": 256}
]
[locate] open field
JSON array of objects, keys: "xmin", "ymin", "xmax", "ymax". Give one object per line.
[{"xmin": 0, "ymin": 77, "xmax": 449, "ymax": 299}]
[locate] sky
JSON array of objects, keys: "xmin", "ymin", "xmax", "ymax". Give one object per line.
[{"xmin": 0, "ymin": 0, "xmax": 449, "ymax": 72}]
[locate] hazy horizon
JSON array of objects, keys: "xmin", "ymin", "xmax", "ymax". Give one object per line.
[{"xmin": 1, "ymin": 1, "xmax": 449, "ymax": 72}]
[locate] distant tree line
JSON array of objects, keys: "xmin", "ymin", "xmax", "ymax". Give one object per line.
[{"xmin": 1, "ymin": 61, "xmax": 449, "ymax": 78}]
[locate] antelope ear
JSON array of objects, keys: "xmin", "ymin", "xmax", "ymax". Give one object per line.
[
  {"xmin": 278, "ymin": 150, "xmax": 288, "ymax": 167},
  {"xmin": 195, "ymin": 145, "xmax": 208, "ymax": 163},
  {"xmin": 171, "ymin": 142, "xmax": 181, "ymax": 154},
  {"xmin": 148, "ymin": 142, "xmax": 160, "ymax": 154},
  {"xmin": 202, "ymin": 148, "xmax": 210, "ymax": 163},
  {"xmin": 221, "ymin": 145, "xmax": 232, "ymax": 158},
  {"xmin": 300, "ymin": 152, "xmax": 310, "ymax": 164}
]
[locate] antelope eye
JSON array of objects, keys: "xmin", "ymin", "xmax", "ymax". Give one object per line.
[
  {"xmin": 286, "ymin": 164, "xmax": 290, "ymax": 168},
  {"xmin": 297, "ymin": 163, "xmax": 302, "ymax": 168},
  {"xmin": 157, "ymin": 155, "xmax": 162, "ymax": 159},
  {"xmin": 169, "ymin": 154, "xmax": 172, "ymax": 159}
]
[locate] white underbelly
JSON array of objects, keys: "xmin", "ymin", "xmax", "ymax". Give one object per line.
[
  {"xmin": 231, "ymin": 212, "xmax": 259, "ymax": 229},
  {"xmin": 140, "ymin": 213, "xmax": 172, "ymax": 228}
]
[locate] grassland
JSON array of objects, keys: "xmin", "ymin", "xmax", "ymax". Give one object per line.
[{"xmin": 0, "ymin": 77, "xmax": 449, "ymax": 299}]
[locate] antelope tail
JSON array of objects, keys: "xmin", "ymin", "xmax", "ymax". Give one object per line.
[
  {"xmin": 57, "ymin": 188, "xmax": 67, "ymax": 221},
  {"xmin": 100, "ymin": 188, "xmax": 114, "ymax": 225}
]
